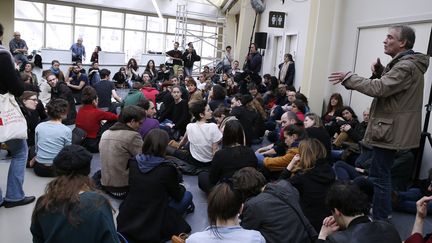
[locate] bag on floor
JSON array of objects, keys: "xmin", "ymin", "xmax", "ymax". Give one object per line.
[
  {"xmin": 171, "ymin": 233, "xmax": 189, "ymax": 243},
  {"xmin": 0, "ymin": 93, "xmax": 28, "ymax": 142}
]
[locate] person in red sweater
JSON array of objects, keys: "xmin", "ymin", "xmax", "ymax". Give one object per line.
[
  {"xmin": 76, "ymin": 86, "xmax": 117, "ymax": 153},
  {"xmin": 405, "ymin": 195, "xmax": 432, "ymax": 243},
  {"xmin": 140, "ymin": 79, "xmax": 159, "ymax": 106}
]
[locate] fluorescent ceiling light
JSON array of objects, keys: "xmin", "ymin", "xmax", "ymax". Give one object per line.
[{"xmin": 151, "ymin": 0, "xmax": 163, "ymax": 19}]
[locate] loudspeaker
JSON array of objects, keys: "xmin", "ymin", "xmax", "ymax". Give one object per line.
[
  {"xmin": 254, "ymin": 32, "xmax": 268, "ymax": 49},
  {"xmin": 427, "ymin": 27, "xmax": 432, "ymax": 56}
]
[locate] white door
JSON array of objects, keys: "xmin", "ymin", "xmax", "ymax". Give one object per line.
[
  {"xmin": 285, "ymin": 34, "xmax": 298, "ymax": 60},
  {"xmin": 273, "ymin": 36, "xmax": 284, "ymax": 76}
]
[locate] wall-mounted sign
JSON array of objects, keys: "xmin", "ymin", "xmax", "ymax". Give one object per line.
[{"xmin": 269, "ymin": 11, "xmax": 285, "ymax": 28}]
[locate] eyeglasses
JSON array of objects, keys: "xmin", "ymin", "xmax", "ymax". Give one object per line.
[{"xmin": 26, "ymin": 98, "xmax": 38, "ymax": 102}]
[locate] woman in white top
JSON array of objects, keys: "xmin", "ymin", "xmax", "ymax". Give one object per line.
[
  {"xmin": 186, "ymin": 182, "xmax": 265, "ymax": 243},
  {"xmin": 177, "ymin": 100, "xmax": 222, "ymax": 166}
]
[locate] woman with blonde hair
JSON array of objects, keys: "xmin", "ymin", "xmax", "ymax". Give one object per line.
[{"xmin": 280, "ymin": 138, "xmax": 335, "ymax": 232}]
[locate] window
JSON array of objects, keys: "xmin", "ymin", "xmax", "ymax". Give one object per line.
[
  {"xmin": 14, "ymin": 0, "xmax": 219, "ymax": 65},
  {"xmin": 101, "ymin": 28, "xmax": 123, "ymax": 52},
  {"xmin": 147, "ymin": 17, "xmax": 166, "ymax": 32},
  {"xmin": 75, "ymin": 8, "xmax": 99, "ymax": 26},
  {"xmin": 46, "ymin": 23, "xmax": 72, "ymax": 49},
  {"xmin": 75, "ymin": 26, "xmax": 99, "ymax": 54},
  {"xmin": 146, "ymin": 33, "xmax": 164, "ymax": 53},
  {"xmin": 14, "ymin": 20, "xmax": 43, "ymax": 51},
  {"xmin": 46, "ymin": 4, "xmax": 73, "ymax": 23},
  {"xmin": 186, "ymin": 23, "xmax": 202, "ymax": 36},
  {"xmin": 165, "ymin": 35, "xmax": 177, "ymax": 52},
  {"xmin": 186, "ymin": 36, "xmax": 202, "ymax": 55},
  {"xmin": 203, "ymin": 26, "xmax": 217, "ymax": 38},
  {"xmin": 202, "ymin": 38, "xmax": 216, "ymax": 58},
  {"xmin": 14, "ymin": 0, "xmax": 44, "ymax": 20},
  {"xmin": 167, "ymin": 19, "xmax": 177, "ymax": 33},
  {"xmin": 101, "ymin": 11, "xmax": 124, "ymax": 28},
  {"xmin": 124, "ymin": 31, "xmax": 145, "ymax": 63},
  {"xmin": 126, "ymin": 14, "xmax": 146, "ymax": 30}
]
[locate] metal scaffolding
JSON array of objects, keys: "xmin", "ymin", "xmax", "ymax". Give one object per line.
[{"xmin": 175, "ymin": 0, "xmax": 226, "ymax": 73}]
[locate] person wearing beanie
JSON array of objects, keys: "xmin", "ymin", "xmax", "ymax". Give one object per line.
[{"xmin": 30, "ymin": 145, "xmax": 120, "ymax": 243}]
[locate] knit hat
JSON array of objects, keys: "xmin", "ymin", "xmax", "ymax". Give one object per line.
[{"xmin": 53, "ymin": 145, "xmax": 92, "ymax": 176}]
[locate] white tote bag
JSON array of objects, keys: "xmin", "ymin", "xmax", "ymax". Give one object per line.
[{"xmin": 0, "ymin": 93, "xmax": 28, "ymax": 142}]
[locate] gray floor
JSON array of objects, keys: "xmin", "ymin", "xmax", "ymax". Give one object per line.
[{"xmin": 1, "ymin": 149, "xmax": 432, "ymax": 242}]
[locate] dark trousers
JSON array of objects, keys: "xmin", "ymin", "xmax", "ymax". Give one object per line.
[
  {"xmin": 369, "ymin": 147, "xmax": 396, "ymax": 220},
  {"xmin": 197, "ymin": 171, "xmax": 215, "ymax": 194},
  {"xmin": 34, "ymin": 161, "xmax": 56, "ymax": 177}
]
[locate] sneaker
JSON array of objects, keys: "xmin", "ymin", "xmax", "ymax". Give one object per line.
[{"xmin": 2, "ymin": 196, "xmax": 36, "ymax": 208}]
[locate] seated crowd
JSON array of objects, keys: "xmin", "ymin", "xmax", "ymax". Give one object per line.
[{"xmin": 0, "ymin": 44, "xmax": 427, "ymax": 243}]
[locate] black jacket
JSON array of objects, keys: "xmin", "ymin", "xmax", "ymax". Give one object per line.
[
  {"xmin": 117, "ymin": 157, "xmax": 190, "ymax": 243},
  {"xmin": 182, "ymin": 50, "xmax": 200, "ymax": 68},
  {"xmin": 209, "ymin": 146, "xmax": 258, "ymax": 185},
  {"xmin": 317, "ymin": 216, "xmax": 401, "ymax": 243},
  {"xmin": 241, "ymin": 180, "xmax": 317, "ymax": 243},
  {"xmin": 230, "ymin": 106, "xmax": 265, "ymax": 146},
  {"xmin": 278, "ymin": 62, "xmax": 295, "ymax": 86},
  {"xmin": 0, "ymin": 46, "xmax": 23, "ymax": 96},
  {"xmin": 51, "ymin": 81, "xmax": 76, "ymax": 125},
  {"xmin": 280, "ymin": 159, "xmax": 336, "ymax": 231}
]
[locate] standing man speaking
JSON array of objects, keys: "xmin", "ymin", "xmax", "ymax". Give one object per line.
[{"xmin": 329, "ymin": 25, "xmax": 429, "ymax": 220}]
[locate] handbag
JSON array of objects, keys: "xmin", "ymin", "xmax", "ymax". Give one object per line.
[
  {"xmin": 171, "ymin": 233, "xmax": 189, "ymax": 243},
  {"xmin": 0, "ymin": 93, "xmax": 28, "ymax": 142}
]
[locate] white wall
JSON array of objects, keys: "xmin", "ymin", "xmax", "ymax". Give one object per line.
[
  {"xmin": 256, "ymin": 0, "xmax": 311, "ymax": 90},
  {"xmin": 328, "ymin": 0, "xmax": 432, "ymax": 178}
]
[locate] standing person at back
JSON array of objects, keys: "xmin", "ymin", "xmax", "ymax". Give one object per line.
[
  {"xmin": 166, "ymin": 42, "xmax": 183, "ymax": 76},
  {"xmin": 0, "ymin": 23, "xmax": 35, "ymax": 208},
  {"xmin": 70, "ymin": 37, "xmax": 86, "ymax": 62},
  {"xmin": 329, "ymin": 25, "xmax": 429, "ymax": 220}
]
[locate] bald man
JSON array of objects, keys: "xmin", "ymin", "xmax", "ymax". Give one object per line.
[
  {"xmin": 70, "ymin": 37, "xmax": 86, "ymax": 62},
  {"xmin": 9, "ymin": 31, "xmax": 28, "ymax": 66}
]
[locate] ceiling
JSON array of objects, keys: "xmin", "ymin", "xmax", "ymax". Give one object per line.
[{"xmin": 54, "ymin": 0, "xmax": 226, "ymax": 21}]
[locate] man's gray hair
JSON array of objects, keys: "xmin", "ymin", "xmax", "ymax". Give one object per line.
[{"xmin": 390, "ymin": 25, "xmax": 416, "ymax": 50}]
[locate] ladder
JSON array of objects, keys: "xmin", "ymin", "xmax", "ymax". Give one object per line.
[{"xmin": 175, "ymin": 0, "xmax": 227, "ymax": 74}]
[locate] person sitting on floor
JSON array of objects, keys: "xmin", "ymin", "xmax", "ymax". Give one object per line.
[
  {"xmin": 232, "ymin": 167, "xmax": 316, "ymax": 243},
  {"xmin": 122, "ymin": 81, "xmax": 146, "ymax": 108},
  {"xmin": 317, "ymin": 182, "xmax": 401, "ymax": 242},
  {"xmin": 405, "ymin": 195, "xmax": 432, "ymax": 243},
  {"xmin": 117, "ymin": 129, "xmax": 193, "ymax": 243},
  {"xmin": 198, "ymin": 120, "xmax": 258, "ymax": 194},
  {"xmin": 31, "ymin": 99, "xmax": 72, "ymax": 177},
  {"xmin": 137, "ymin": 99, "xmax": 159, "ymax": 139},
  {"xmin": 187, "ymin": 182, "xmax": 265, "ymax": 243},
  {"xmin": 257, "ymin": 124, "xmax": 305, "ymax": 175},
  {"xmin": 171, "ymin": 100, "xmax": 222, "ymax": 172},
  {"xmin": 30, "ymin": 145, "xmax": 119, "ymax": 243},
  {"xmin": 279, "ymin": 138, "xmax": 335, "ymax": 231},
  {"xmin": 75, "ymin": 86, "xmax": 118, "ymax": 153},
  {"xmin": 158, "ymin": 85, "xmax": 190, "ymax": 140},
  {"xmin": 98, "ymin": 105, "xmax": 145, "ymax": 199}
]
